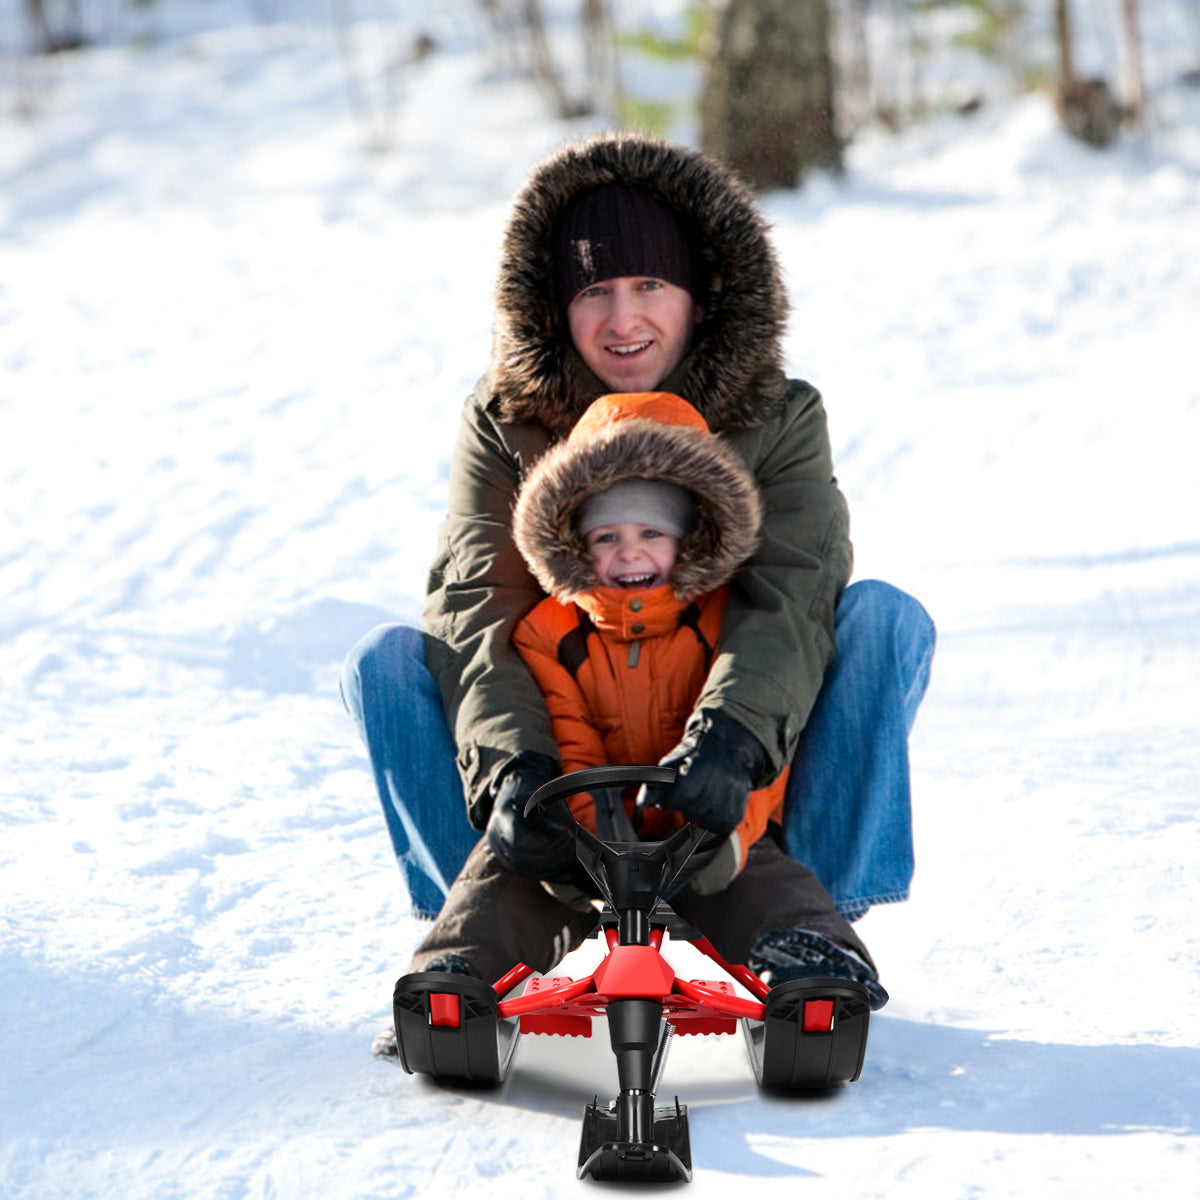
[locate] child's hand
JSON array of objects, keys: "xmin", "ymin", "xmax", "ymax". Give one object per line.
[{"xmin": 640, "ymin": 709, "xmax": 767, "ymax": 838}]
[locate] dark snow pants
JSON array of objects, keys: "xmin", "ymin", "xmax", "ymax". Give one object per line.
[{"xmin": 407, "ymin": 833, "xmax": 873, "ymax": 984}]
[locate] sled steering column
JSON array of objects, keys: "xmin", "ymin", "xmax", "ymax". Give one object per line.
[{"xmin": 525, "ymin": 765, "xmax": 712, "ymax": 1180}]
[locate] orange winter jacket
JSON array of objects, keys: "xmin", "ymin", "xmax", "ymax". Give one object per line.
[{"xmin": 513, "ymin": 581, "xmax": 787, "ymax": 864}]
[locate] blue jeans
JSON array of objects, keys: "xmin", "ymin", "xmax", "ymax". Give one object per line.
[{"xmin": 340, "ymin": 579, "xmax": 935, "ymax": 921}]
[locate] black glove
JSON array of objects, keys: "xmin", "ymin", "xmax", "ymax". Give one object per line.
[
  {"xmin": 485, "ymin": 752, "xmax": 577, "ymax": 881},
  {"xmin": 639, "ymin": 710, "xmax": 769, "ymax": 839}
]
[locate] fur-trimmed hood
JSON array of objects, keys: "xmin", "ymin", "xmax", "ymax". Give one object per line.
[
  {"xmin": 513, "ymin": 392, "xmax": 762, "ymax": 603},
  {"xmin": 490, "ymin": 132, "xmax": 790, "ymax": 439}
]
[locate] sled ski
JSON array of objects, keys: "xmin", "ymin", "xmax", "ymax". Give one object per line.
[
  {"xmin": 578, "ymin": 1093, "xmax": 692, "ymax": 1182},
  {"xmin": 742, "ymin": 975, "xmax": 871, "ymax": 1088},
  {"xmin": 392, "ymin": 970, "xmax": 519, "ymax": 1084}
]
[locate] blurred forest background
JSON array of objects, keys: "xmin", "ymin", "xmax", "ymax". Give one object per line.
[{"xmin": 5, "ymin": 0, "xmax": 1200, "ymax": 187}]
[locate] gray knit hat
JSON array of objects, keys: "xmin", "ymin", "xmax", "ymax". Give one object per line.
[{"xmin": 576, "ymin": 478, "xmax": 698, "ymax": 539}]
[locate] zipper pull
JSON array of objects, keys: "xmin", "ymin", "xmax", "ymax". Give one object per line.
[{"xmin": 628, "ymin": 639, "xmax": 641, "ymax": 668}]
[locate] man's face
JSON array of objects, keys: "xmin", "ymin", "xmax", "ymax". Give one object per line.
[{"xmin": 566, "ymin": 277, "xmax": 701, "ymax": 393}]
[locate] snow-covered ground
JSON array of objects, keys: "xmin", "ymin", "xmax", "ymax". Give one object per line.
[{"xmin": 3, "ymin": 3, "xmax": 1198, "ymax": 1197}]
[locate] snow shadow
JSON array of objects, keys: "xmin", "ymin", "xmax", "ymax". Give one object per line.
[
  {"xmin": 222, "ymin": 596, "xmax": 401, "ymax": 694},
  {"xmin": 468, "ymin": 1014, "xmax": 1199, "ymax": 1178},
  {"xmin": 776, "ymin": 1016, "xmax": 1198, "ymax": 1137},
  {"xmin": 0, "ymin": 952, "xmax": 382, "ymax": 1146},
  {"xmin": 8, "ymin": 952, "xmax": 1195, "ymax": 1188},
  {"xmin": 993, "ymin": 539, "xmax": 1200, "ymax": 571},
  {"xmin": 0, "ymin": 952, "xmax": 494, "ymax": 1196},
  {"xmin": 75, "ymin": 596, "xmax": 402, "ymax": 698}
]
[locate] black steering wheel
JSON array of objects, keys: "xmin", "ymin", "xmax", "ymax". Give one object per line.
[
  {"xmin": 523, "ymin": 763, "xmax": 678, "ymax": 820},
  {"xmin": 525, "ymin": 764, "xmax": 722, "ymax": 919},
  {"xmin": 525, "ymin": 764, "xmax": 721, "ymax": 857}
]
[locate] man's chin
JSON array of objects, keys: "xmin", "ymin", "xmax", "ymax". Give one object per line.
[{"xmin": 595, "ymin": 359, "xmax": 664, "ymax": 394}]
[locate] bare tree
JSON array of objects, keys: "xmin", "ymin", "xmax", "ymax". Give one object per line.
[
  {"xmin": 332, "ymin": 1, "xmax": 435, "ymax": 153},
  {"xmin": 833, "ymin": 0, "xmax": 873, "ymax": 136},
  {"xmin": 700, "ymin": 0, "xmax": 841, "ymax": 190},
  {"xmin": 1119, "ymin": 0, "xmax": 1145, "ymax": 129},
  {"xmin": 518, "ymin": 0, "xmax": 591, "ymax": 118},
  {"xmin": 476, "ymin": 0, "xmax": 612, "ymax": 119},
  {"xmin": 22, "ymin": 0, "xmax": 85, "ymax": 54},
  {"xmin": 1054, "ymin": 0, "xmax": 1076, "ymax": 85},
  {"xmin": 582, "ymin": 0, "xmax": 617, "ymax": 117}
]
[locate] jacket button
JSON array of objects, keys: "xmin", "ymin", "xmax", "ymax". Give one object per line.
[
  {"xmin": 629, "ymin": 599, "xmax": 643, "ymax": 612},
  {"xmin": 631, "ymin": 623, "xmax": 645, "ymax": 635}
]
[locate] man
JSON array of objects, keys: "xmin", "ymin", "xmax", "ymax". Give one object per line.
[{"xmin": 342, "ymin": 132, "xmax": 934, "ymax": 935}]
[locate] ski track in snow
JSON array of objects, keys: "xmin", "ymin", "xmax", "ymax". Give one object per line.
[{"xmin": 2, "ymin": 3, "xmax": 1199, "ymax": 1197}]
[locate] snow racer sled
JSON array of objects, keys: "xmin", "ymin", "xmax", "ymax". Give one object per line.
[{"xmin": 391, "ymin": 765, "xmax": 873, "ymax": 1183}]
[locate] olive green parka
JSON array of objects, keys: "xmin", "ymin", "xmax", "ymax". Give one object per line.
[{"xmin": 422, "ymin": 132, "xmax": 852, "ymax": 830}]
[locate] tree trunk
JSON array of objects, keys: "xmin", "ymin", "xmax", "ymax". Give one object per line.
[
  {"xmin": 838, "ymin": 0, "xmax": 873, "ymax": 136},
  {"xmin": 1054, "ymin": 0, "xmax": 1075, "ymax": 86},
  {"xmin": 700, "ymin": 0, "xmax": 841, "ymax": 191},
  {"xmin": 582, "ymin": 0, "xmax": 617, "ymax": 119},
  {"xmin": 23, "ymin": 0, "xmax": 85, "ymax": 54},
  {"xmin": 1119, "ymin": 0, "xmax": 1145, "ymax": 129},
  {"xmin": 1053, "ymin": 0, "xmax": 1120, "ymax": 148},
  {"xmin": 520, "ymin": 0, "xmax": 592, "ymax": 118}
]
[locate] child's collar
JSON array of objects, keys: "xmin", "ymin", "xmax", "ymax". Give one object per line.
[{"xmin": 573, "ymin": 584, "xmax": 684, "ymax": 641}]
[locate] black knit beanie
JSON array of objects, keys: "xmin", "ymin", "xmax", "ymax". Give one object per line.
[{"xmin": 555, "ymin": 184, "xmax": 701, "ymax": 305}]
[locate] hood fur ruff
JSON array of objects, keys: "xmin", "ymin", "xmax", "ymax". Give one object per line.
[
  {"xmin": 513, "ymin": 393, "xmax": 762, "ymax": 603},
  {"xmin": 490, "ymin": 132, "xmax": 790, "ymax": 439}
]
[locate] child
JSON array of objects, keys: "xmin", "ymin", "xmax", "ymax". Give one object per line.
[{"xmin": 400, "ymin": 392, "xmax": 886, "ymax": 1012}]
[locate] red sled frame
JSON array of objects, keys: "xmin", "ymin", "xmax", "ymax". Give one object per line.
[{"xmin": 392, "ymin": 766, "xmax": 872, "ymax": 1184}]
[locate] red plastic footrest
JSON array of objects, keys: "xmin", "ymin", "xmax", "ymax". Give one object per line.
[
  {"xmin": 668, "ymin": 980, "xmax": 741, "ymax": 1035},
  {"xmin": 520, "ymin": 976, "xmax": 593, "ymax": 1037}
]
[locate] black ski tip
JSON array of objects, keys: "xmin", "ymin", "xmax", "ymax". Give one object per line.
[{"xmin": 577, "ymin": 1096, "xmax": 692, "ymax": 1183}]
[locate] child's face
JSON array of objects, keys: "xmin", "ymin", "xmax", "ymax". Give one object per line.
[{"xmin": 585, "ymin": 521, "xmax": 679, "ymax": 589}]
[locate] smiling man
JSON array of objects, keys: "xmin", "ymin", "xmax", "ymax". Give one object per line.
[{"xmin": 557, "ymin": 184, "xmax": 704, "ymax": 394}]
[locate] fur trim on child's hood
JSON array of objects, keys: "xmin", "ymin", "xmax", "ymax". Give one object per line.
[{"xmin": 513, "ymin": 391, "xmax": 762, "ymax": 603}]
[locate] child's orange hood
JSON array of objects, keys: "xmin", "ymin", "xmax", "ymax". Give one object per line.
[{"xmin": 512, "ymin": 392, "xmax": 762, "ymax": 603}]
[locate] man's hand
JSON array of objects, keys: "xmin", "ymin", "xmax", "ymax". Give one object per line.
[
  {"xmin": 485, "ymin": 752, "xmax": 577, "ymax": 880},
  {"xmin": 638, "ymin": 710, "xmax": 769, "ymax": 839}
]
